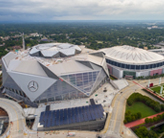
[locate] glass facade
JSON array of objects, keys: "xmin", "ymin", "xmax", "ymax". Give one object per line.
[
  {"xmin": 3, "ymin": 71, "xmax": 22, "ymax": 91},
  {"xmin": 35, "ymin": 70, "xmax": 105, "ymax": 103},
  {"xmin": 123, "ymin": 71, "xmax": 136, "ymax": 78},
  {"xmin": 5, "ymin": 87, "xmax": 28, "ymax": 98},
  {"xmin": 3, "ymin": 88, "xmax": 37, "ymax": 107},
  {"xmin": 91, "ymin": 69, "xmax": 107, "ymax": 94},
  {"xmin": 61, "ymin": 71, "xmax": 99, "ymax": 94},
  {"xmin": 106, "ymin": 59, "xmax": 164, "ymax": 70},
  {"xmin": 35, "ymin": 79, "xmax": 86, "ymax": 102}
]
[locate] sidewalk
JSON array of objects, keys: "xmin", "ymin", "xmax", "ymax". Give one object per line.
[{"xmin": 125, "ymin": 111, "xmax": 164, "ymax": 128}]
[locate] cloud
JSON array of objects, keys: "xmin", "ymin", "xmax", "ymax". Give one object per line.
[{"xmin": 0, "ymin": 0, "xmax": 164, "ymax": 21}]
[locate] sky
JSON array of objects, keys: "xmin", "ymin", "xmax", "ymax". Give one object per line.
[{"xmin": 0, "ymin": 0, "xmax": 164, "ymax": 22}]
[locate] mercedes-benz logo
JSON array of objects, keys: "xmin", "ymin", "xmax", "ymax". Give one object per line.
[{"xmin": 28, "ymin": 81, "xmax": 39, "ymax": 92}]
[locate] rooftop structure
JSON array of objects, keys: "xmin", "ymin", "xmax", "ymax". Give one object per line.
[
  {"xmin": 29, "ymin": 43, "xmax": 81, "ymax": 58},
  {"xmin": 149, "ymin": 49, "xmax": 164, "ymax": 56},
  {"xmin": 38, "ymin": 104, "xmax": 105, "ymax": 131}
]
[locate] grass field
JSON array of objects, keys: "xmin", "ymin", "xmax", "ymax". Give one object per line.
[
  {"xmin": 151, "ymin": 86, "xmax": 162, "ymax": 93},
  {"xmin": 150, "ymin": 84, "xmax": 164, "ymax": 94},
  {"xmin": 126, "ymin": 102, "xmax": 157, "ymax": 118}
]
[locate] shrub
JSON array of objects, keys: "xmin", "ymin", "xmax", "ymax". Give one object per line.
[
  {"xmin": 124, "ymin": 112, "xmax": 142, "ymax": 124},
  {"xmin": 145, "ymin": 118, "xmax": 150, "ymax": 124},
  {"xmin": 136, "ymin": 112, "xmax": 142, "ymax": 119},
  {"xmin": 134, "ymin": 126, "xmax": 158, "ymax": 138}
]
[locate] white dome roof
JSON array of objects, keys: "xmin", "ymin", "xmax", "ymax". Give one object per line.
[
  {"xmin": 100, "ymin": 45, "xmax": 164, "ymax": 64},
  {"xmin": 29, "ymin": 43, "xmax": 81, "ymax": 58}
]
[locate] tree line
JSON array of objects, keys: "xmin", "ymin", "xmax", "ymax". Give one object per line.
[
  {"xmin": 134, "ymin": 126, "xmax": 158, "ymax": 138},
  {"xmin": 145, "ymin": 113, "xmax": 164, "ymax": 124},
  {"xmin": 124, "ymin": 111, "xmax": 141, "ymax": 124}
]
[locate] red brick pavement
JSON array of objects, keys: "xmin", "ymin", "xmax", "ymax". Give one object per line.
[{"xmin": 125, "ymin": 111, "xmax": 164, "ymax": 128}]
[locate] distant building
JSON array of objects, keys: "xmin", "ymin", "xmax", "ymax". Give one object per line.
[
  {"xmin": 12, "ymin": 46, "xmax": 21, "ymax": 50},
  {"xmin": 158, "ymin": 42, "xmax": 164, "ymax": 46},
  {"xmin": 144, "ymin": 47, "xmax": 148, "ymax": 50},
  {"xmin": 152, "ymin": 26, "xmax": 158, "ymax": 29},
  {"xmin": 29, "ymin": 33, "xmax": 40, "ymax": 37},
  {"xmin": 147, "ymin": 26, "xmax": 159, "ymax": 30}
]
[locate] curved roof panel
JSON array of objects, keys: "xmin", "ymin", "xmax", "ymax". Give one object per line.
[
  {"xmin": 29, "ymin": 47, "xmax": 39, "ymax": 55},
  {"xmin": 41, "ymin": 50, "xmax": 58, "ymax": 57},
  {"xmin": 59, "ymin": 48, "xmax": 75, "ymax": 56},
  {"xmin": 29, "ymin": 43, "xmax": 81, "ymax": 58}
]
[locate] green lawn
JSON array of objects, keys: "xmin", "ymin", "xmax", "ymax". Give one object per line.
[
  {"xmin": 126, "ymin": 102, "xmax": 157, "ymax": 118},
  {"xmin": 150, "ymin": 84, "xmax": 164, "ymax": 94},
  {"xmin": 151, "ymin": 86, "xmax": 161, "ymax": 93}
]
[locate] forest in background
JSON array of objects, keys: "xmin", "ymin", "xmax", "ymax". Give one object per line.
[{"xmin": 0, "ymin": 21, "xmax": 164, "ymax": 57}]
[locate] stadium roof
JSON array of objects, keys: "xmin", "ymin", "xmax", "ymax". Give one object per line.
[
  {"xmin": 29, "ymin": 43, "xmax": 81, "ymax": 58},
  {"xmin": 100, "ymin": 45, "xmax": 164, "ymax": 64},
  {"xmin": 3, "ymin": 44, "xmax": 109, "ymax": 77}
]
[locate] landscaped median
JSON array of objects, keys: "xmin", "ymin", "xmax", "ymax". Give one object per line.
[
  {"xmin": 124, "ymin": 93, "xmax": 164, "ymax": 138},
  {"xmin": 124, "ymin": 93, "xmax": 164, "ymax": 124}
]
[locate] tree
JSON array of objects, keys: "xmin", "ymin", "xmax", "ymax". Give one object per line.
[
  {"xmin": 131, "ymin": 115, "xmax": 136, "ymax": 121},
  {"xmin": 137, "ymin": 112, "xmax": 142, "ymax": 119},
  {"xmin": 153, "ymin": 117, "xmax": 157, "ymax": 122},
  {"xmin": 124, "ymin": 120, "xmax": 127, "ymax": 124},
  {"xmin": 125, "ymin": 116, "xmax": 132, "ymax": 122},
  {"xmin": 161, "ymin": 105, "xmax": 164, "ymax": 111},
  {"xmin": 127, "ymin": 99, "xmax": 133, "ymax": 106},
  {"xmin": 145, "ymin": 118, "xmax": 150, "ymax": 124},
  {"xmin": 134, "ymin": 126, "xmax": 158, "ymax": 138},
  {"xmin": 149, "ymin": 118, "xmax": 154, "ymax": 123}
]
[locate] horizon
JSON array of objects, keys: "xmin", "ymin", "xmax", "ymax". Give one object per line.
[{"xmin": 0, "ymin": 20, "xmax": 164, "ymax": 24}]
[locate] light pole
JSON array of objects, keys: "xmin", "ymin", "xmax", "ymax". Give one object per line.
[
  {"xmin": 159, "ymin": 77, "xmax": 161, "ymax": 85},
  {"xmin": 160, "ymin": 86, "xmax": 163, "ymax": 95},
  {"xmin": 147, "ymin": 79, "xmax": 150, "ymax": 88}
]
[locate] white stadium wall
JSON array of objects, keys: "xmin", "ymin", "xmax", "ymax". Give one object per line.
[{"xmin": 112, "ymin": 67, "xmax": 122, "ymax": 79}]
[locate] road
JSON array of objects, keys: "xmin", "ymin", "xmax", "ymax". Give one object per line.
[
  {"xmin": 0, "ymin": 98, "xmax": 25, "ymax": 138},
  {"xmin": 105, "ymin": 82, "xmax": 137, "ymax": 138}
]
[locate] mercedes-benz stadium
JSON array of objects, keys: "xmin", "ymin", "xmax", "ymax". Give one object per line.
[{"xmin": 1, "ymin": 43, "xmax": 109, "ymax": 107}]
